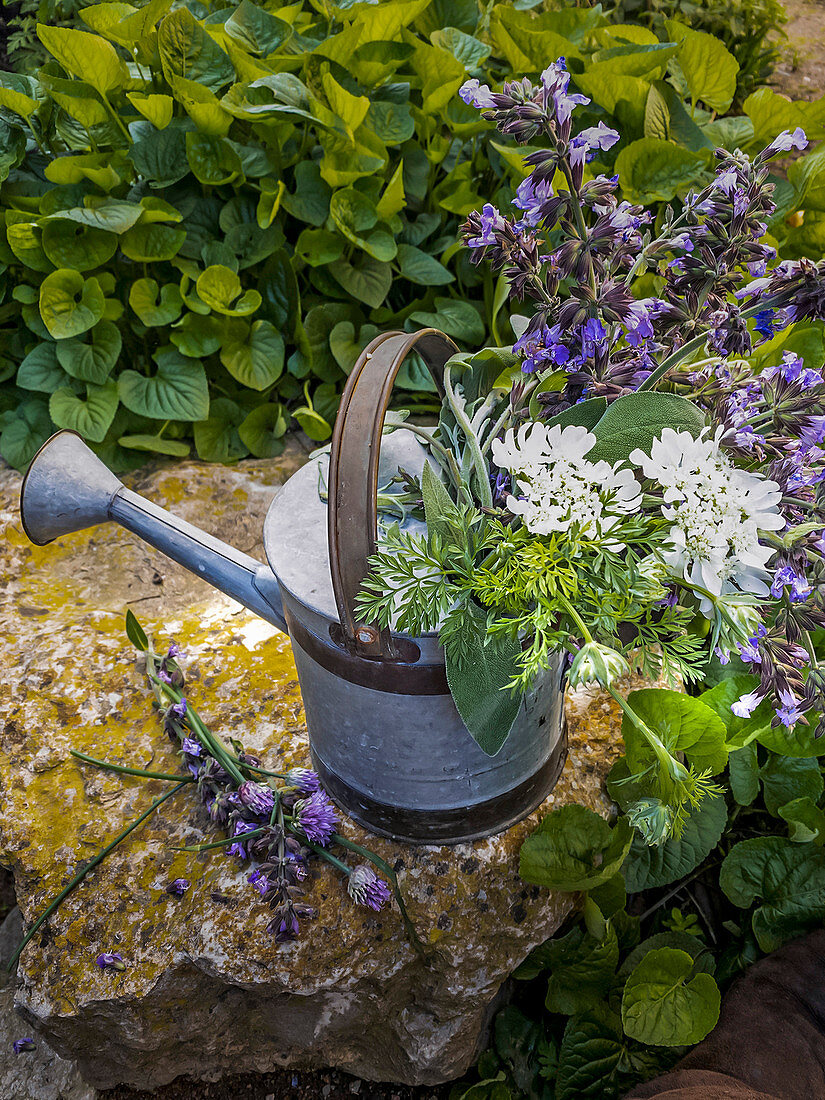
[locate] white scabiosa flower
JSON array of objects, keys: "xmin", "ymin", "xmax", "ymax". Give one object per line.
[
  {"xmin": 491, "ymin": 423, "xmax": 642, "ymax": 543},
  {"xmin": 630, "ymin": 428, "xmax": 784, "ymax": 613}
]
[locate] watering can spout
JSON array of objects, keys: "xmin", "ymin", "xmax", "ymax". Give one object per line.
[{"xmin": 20, "ymin": 431, "xmax": 287, "ymax": 633}]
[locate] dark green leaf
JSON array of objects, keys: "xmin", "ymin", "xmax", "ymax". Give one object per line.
[
  {"xmin": 520, "ymin": 805, "xmax": 634, "ymax": 891},
  {"xmin": 621, "ymin": 947, "xmax": 720, "ymax": 1046},
  {"xmin": 720, "ymin": 837, "xmax": 825, "ymax": 951}
]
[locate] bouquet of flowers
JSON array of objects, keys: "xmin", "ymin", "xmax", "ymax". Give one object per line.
[{"xmin": 356, "ymin": 60, "xmax": 825, "ymax": 847}]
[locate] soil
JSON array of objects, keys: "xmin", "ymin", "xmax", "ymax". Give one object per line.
[
  {"xmin": 102, "ymin": 1071, "xmax": 453, "ymax": 1100},
  {"xmin": 771, "ymin": 0, "xmax": 825, "ymax": 100}
]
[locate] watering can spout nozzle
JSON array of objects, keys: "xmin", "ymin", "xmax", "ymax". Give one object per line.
[{"xmin": 20, "ymin": 430, "xmax": 287, "ymax": 634}]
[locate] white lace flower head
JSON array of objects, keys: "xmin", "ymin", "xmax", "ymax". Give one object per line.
[
  {"xmin": 492, "ymin": 422, "xmax": 642, "ymax": 543},
  {"xmin": 630, "ymin": 428, "xmax": 784, "ymax": 613}
]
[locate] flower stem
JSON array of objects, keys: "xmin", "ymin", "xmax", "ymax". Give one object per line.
[
  {"xmin": 151, "ymin": 676, "xmax": 246, "ymax": 785},
  {"xmin": 172, "ymin": 827, "xmax": 268, "ymax": 853},
  {"xmin": 71, "ymin": 750, "xmax": 194, "ymax": 783},
  {"xmin": 8, "ymin": 781, "xmax": 190, "ymax": 972}
]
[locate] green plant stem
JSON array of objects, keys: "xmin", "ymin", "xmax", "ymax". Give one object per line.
[
  {"xmin": 172, "ymin": 827, "xmax": 268, "ymax": 853},
  {"xmin": 70, "ymin": 750, "xmax": 194, "ymax": 783},
  {"xmin": 557, "ymin": 594, "xmax": 594, "ymax": 645},
  {"xmin": 150, "ymin": 675, "xmax": 246, "ymax": 785},
  {"xmin": 8, "ymin": 781, "xmax": 189, "ymax": 972},
  {"xmin": 398, "ymin": 422, "xmax": 464, "ymax": 497}
]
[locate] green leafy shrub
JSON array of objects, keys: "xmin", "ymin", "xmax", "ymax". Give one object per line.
[
  {"xmin": 599, "ymin": 0, "xmax": 787, "ymax": 101},
  {"xmin": 0, "ymin": 0, "xmax": 823, "ymax": 470},
  {"xmin": 453, "ymin": 652, "xmax": 825, "ymax": 1099}
]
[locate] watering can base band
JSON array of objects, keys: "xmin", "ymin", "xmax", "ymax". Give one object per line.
[{"xmin": 310, "ymin": 725, "xmax": 568, "ymax": 845}]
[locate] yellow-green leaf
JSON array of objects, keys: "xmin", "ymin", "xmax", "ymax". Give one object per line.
[{"xmin": 37, "ymin": 24, "xmax": 127, "ymax": 96}]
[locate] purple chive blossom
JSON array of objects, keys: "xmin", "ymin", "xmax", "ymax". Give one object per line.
[
  {"xmin": 227, "ymin": 819, "xmax": 258, "ymax": 859},
  {"xmin": 293, "ymin": 791, "xmax": 338, "ymax": 846},
  {"xmin": 13, "ymin": 1039, "xmax": 35, "ymax": 1054},
  {"xmin": 732, "ymin": 691, "xmax": 766, "ymax": 718},
  {"xmin": 247, "ymin": 869, "xmax": 268, "ymax": 896},
  {"xmin": 165, "ymin": 878, "xmax": 190, "ymax": 897},
  {"xmin": 285, "ymin": 768, "xmax": 321, "ymax": 794},
  {"xmin": 347, "ymin": 865, "xmax": 392, "ymax": 912},
  {"xmin": 459, "ymin": 78, "xmax": 496, "ymax": 109},
  {"xmin": 170, "ymin": 698, "xmax": 187, "ymax": 719},
  {"xmin": 766, "ymin": 127, "xmax": 808, "ymax": 155},
  {"xmin": 237, "ymin": 780, "xmax": 275, "ymax": 816},
  {"xmin": 96, "ymin": 952, "xmax": 126, "ymax": 971},
  {"xmin": 181, "ymin": 737, "xmax": 201, "ymax": 756}
]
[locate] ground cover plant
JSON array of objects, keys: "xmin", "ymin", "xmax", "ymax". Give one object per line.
[{"xmin": 1, "ymin": 0, "xmax": 825, "ymax": 470}]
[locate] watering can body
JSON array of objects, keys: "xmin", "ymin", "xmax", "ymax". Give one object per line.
[{"xmin": 20, "ymin": 330, "xmax": 567, "ymax": 844}]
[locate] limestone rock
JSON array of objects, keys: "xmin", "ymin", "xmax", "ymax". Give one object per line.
[
  {"xmin": 0, "ymin": 909, "xmax": 96, "ymax": 1100},
  {"xmin": 0, "ymin": 446, "xmax": 624, "ymax": 1091}
]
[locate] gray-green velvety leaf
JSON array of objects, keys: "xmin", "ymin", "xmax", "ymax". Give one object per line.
[
  {"xmin": 445, "ymin": 601, "xmax": 522, "ymax": 756},
  {"xmin": 589, "ymin": 392, "xmax": 706, "ymax": 468}
]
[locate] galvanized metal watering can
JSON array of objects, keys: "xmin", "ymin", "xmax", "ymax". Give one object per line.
[{"xmin": 20, "ymin": 329, "xmax": 567, "ymax": 844}]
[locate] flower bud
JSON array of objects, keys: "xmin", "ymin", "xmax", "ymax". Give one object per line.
[
  {"xmin": 568, "ymin": 642, "xmax": 630, "ymax": 688},
  {"xmin": 626, "ymin": 797, "xmax": 673, "ymax": 846}
]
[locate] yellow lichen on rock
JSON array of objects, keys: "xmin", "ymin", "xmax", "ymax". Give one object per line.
[{"xmin": 0, "ymin": 451, "xmax": 626, "ymax": 1090}]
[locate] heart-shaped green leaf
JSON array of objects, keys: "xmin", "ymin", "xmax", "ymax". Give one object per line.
[
  {"xmin": 720, "ymin": 837, "xmax": 825, "ymax": 951},
  {"xmin": 120, "ymin": 223, "xmax": 186, "ymax": 262},
  {"xmin": 49, "ymin": 380, "xmax": 119, "ymax": 442},
  {"xmin": 237, "ymin": 402, "xmax": 287, "ymax": 458},
  {"xmin": 41, "ymin": 220, "xmax": 118, "ymax": 271},
  {"xmin": 193, "ymin": 397, "xmax": 246, "ymax": 462},
  {"xmin": 0, "ymin": 399, "xmax": 52, "ymax": 470},
  {"xmin": 622, "ymin": 947, "xmax": 720, "ymax": 1046},
  {"xmin": 197, "ymin": 265, "xmax": 261, "ymax": 316},
  {"xmin": 118, "ymin": 349, "xmax": 209, "ymax": 420},
  {"xmin": 39, "ymin": 269, "xmax": 105, "ymax": 339},
  {"xmin": 17, "ymin": 343, "xmax": 71, "ymax": 393},
  {"xmin": 220, "ymin": 320, "xmax": 284, "ymax": 390},
  {"xmin": 396, "ymin": 243, "xmax": 454, "ymax": 285},
  {"xmin": 55, "ymin": 321, "xmax": 122, "ymax": 384},
  {"xmin": 129, "ymin": 279, "xmax": 183, "ymax": 326}
]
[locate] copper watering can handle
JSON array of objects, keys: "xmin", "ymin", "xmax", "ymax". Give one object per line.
[{"xmin": 328, "ymin": 328, "xmax": 459, "ymax": 661}]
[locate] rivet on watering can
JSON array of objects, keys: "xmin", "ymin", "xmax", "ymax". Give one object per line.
[{"xmin": 356, "ymin": 626, "xmax": 378, "ymax": 645}]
